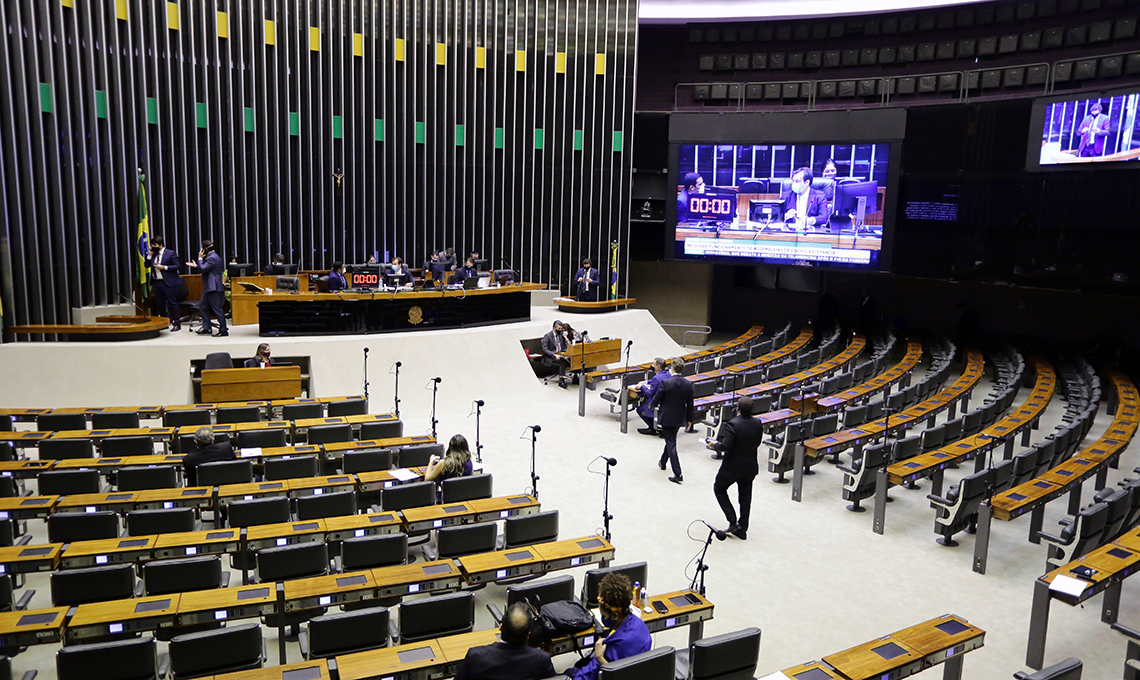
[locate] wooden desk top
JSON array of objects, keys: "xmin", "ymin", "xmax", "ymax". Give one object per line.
[
  {"xmin": 176, "ymin": 583, "xmax": 278, "ymax": 616},
  {"xmin": 370, "ymin": 560, "xmax": 463, "ymax": 590},
  {"xmin": 891, "ymin": 614, "xmax": 985, "ymax": 657},
  {"xmin": 401, "ymin": 502, "xmax": 475, "ymax": 527},
  {"xmin": 343, "ymin": 413, "xmax": 400, "ymax": 425},
  {"xmin": 0, "ymin": 495, "xmax": 58, "ymax": 517},
  {"xmin": 0, "ymin": 460, "xmax": 54, "ymax": 476},
  {"xmin": 990, "ymin": 480, "xmax": 1063, "ymax": 521},
  {"xmin": 640, "ymin": 589, "xmax": 714, "ymax": 630},
  {"xmin": 213, "ymin": 659, "xmax": 330, "ymax": 680},
  {"xmin": 283, "ymin": 571, "xmax": 377, "ymax": 604},
  {"xmin": 322, "ymin": 435, "xmax": 435, "ymax": 455},
  {"xmin": 177, "ymin": 421, "xmax": 290, "ymax": 436},
  {"xmin": 814, "ymin": 340, "xmax": 928, "ymax": 411},
  {"xmin": 293, "ymin": 416, "xmax": 350, "ymax": 429},
  {"xmin": 242, "ymin": 444, "xmax": 321, "ymax": 461},
  {"xmin": 166, "ymin": 401, "xmax": 272, "ymax": 412},
  {"xmin": 1041, "ymin": 533, "xmax": 1140, "ymax": 605},
  {"xmin": 776, "ymin": 661, "xmax": 845, "ymax": 679},
  {"xmin": 0, "ymin": 431, "xmax": 51, "ymax": 443},
  {"xmin": 822, "ymin": 635, "xmax": 924, "ymax": 680},
  {"xmin": 61, "ymin": 535, "xmax": 157, "ymax": 560},
  {"xmin": 1038, "ymin": 458, "xmax": 1099, "ymax": 487},
  {"xmin": 133, "ymin": 486, "xmax": 213, "ymax": 505},
  {"xmin": 217, "ymin": 480, "xmax": 291, "ymax": 500},
  {"xmin": 154, "ymin": 527, "xmax": 241, "ymax": 553},
  {"xmin": 534, "ymin": 536, "xmax": 615, "ymax": 563},
  {"xmin": 55, "ymin": 491, "xmax": 139, "ymax": 511},
  {"xmin": 246, "ymin": 519, "xmax": 327, "ymax": 544},
  {"xmin": 0, "ymin": 543, "xmax": 62, "ymax": 572},
  {"xmin": 322, "ymin": 511, "xmax": 403, "ymax": 538},
  {"xmin": 6, "ymin": 315, "xmax": 168, "ymax": 338},
  {"xmin": 466, "ymin": 495, "xmax": 540, "ymax": 517},
  {"xmin": 240, "ymin": 282, "xmax": 543, "ymax": 303},
  {"xmin": 69, "ymin": 593, "xmax": 181, "ymax": 628},
  {"xmin": 337, "ymin": 640, "xmax": 444, "ymax": 680},
  {"xmin": 0, "ymin": 606, "xmax": 68, "ymax": 638},
  {"xmin": 437, "ymin": 628, "xmax": 499, "ymax": 663},
  {"xmin": 287, "ymin": 475, "xmax": 357, "ymax": 494},
  {"xmin": 585, "ymin": 324, "xmax": 766, "ymax": 383},
  {"xmin": 51, "ymin": 456, "xmax": 133, "ymax": 471},
  {"xmin": 356, "ymin": 468, "xmax": 426, "ymax": 489},
  {"xmin": 458, "ymin": 546, "xmax": 544, "ymax": 576}
]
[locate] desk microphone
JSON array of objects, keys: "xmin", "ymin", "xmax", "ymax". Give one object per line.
[
  {"xmin": 364, "ymin": 347, "xmax": 370, "ymax": 354},
  {"xmin": 626, "ymin": 340, "xmax": 633, "ymax": 347},
  {"xmin": 431, "ymin": 377, "xmax": 442, "ymax": 384},
  {"xmin": 475, "ymin": 399, "xmax": 485, "ymax": 407},
  {"xmin": 701, "ymin": 520, "xmax": 727, "ymax": 541},
  {"xmin": 603, "ymin": 457, "xmax": 617, "ymax": 467},
  {"xmin": 395, "ymin": 361, "xmax": 402, "ymax": 367},
  {"xmin": 531, "ymin": 425, "xmax": 542, "ymax": 433}
]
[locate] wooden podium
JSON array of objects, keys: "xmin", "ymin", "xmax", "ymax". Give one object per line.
[
  {"xmin": 200, "ymin": 366, "xmax": 302, "ymax": 403},
  {"xmin": 564, "ymin": 339, "xmax": 622, "ymax": 372}
]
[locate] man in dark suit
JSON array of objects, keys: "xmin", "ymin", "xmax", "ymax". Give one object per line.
[
  {"xmin": 451, "ymin": 258, "xmax": 479, "ymax": 286},
  {"xmin": 651, "ymin": 358, "xmax": 694, "ymax": 484},
  {"xmin": 387, "ymin": 257, "xmax": 412, "ymax": 287},
  {"xmin": 574, "ymin": 258, "xmax": 601, "ymax": 302},
  {"xmin": 541, "ymin": 320, "xmax": 571, "ymax": 388},
  {"xmin": 633, "ymin": 357, "xmax": 669, "ymax": 435},
  {"xmin": 453, "ymin": 602, "xmax": 555, "ymax": 680},
  {"xmin": 781, "ymin": 167, "xmax": 831, "ymax": 231},
  {"xmin": 327, "ymin": 262, "xmax": 348, "ymax": 291},
  {"xmin": 187, "ymin": 239, "xmax": 227, "ymax": 336},
  {"xmin": 706, "ymin": 396, "xmax": 763, "ymax": 540},
  {"xmin": 182, "ymin": 427, "xmax": 235, "ymax": 487},
  {"xmin": 263, "ymin": 253, "xmax": 286, "ymax": 276},
  {"xmin": 145, "ymin": 235, "xmax": 184, "ymax": 331}
]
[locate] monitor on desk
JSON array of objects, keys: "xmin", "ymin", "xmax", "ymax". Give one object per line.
[
  {"xmin": 748, "ymin": 199, "xmax": 783, "ymax": 226},
  {"xmin": 385, "ymin": 274, "xmax": 407, "ymax": 288},
  {"xmin": 472, "ymin": 258, "xmax": 489, "ymax": 271},
  {"xmin": 493, "ymin": 269, "xmax": 516, "ymax": 285},
  {"xmin": 278, "ymin": 263, "xmax": 300, "ymax": 276},
  {"xmin": 831, "ymin": 180, "xmax": 880, "ymax": 233},
  {"xmin": 227, "ymin": 263, "xmax": 255, "ymax": 278}
]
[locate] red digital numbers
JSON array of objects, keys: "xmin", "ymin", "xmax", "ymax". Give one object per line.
[
  {"xmin": 355, "ymin": 273, "xmax": 379, "ymax": 285},
  {"xmin": 690, "ymin": 197, "xmax": 733, "ymax": 216}
]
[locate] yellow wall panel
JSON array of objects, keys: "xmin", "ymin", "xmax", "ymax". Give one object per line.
[
  {"xmin": 167, "ymin": 2, "xmax": 180, "ymax": 30},
  {"xmin": 555, "ymin": 52, "xmax": 566, "ymax": 74},
  {"xmin": 516, "ymin": 50, "xmax": 526, "ymax": 72},
  {"xmin": 264, "ymin": 20, "xmax": 275, "ymax": 45},
  {"xmin": 595, "ymin": 53, "xmax": 606, "ymax": 75},
  {"xmin": 475, "ymin": 46, "xmax": 486, "ymax": 69},
  {"xmin": 353, "ymin": 33, "xmax": 364, "ymax": 57},
  {"xmin": 61, "ymin": 0, "xmax": 73, "ymax": 8},
  {"xmin": 436, "ymin": 43, "xmax": 446, "ymax": 66},
  {"xmin": 217, "ymin": 11, "xmax": 229, "ymax": 39},
  {"xmin": 395, "ymin": 38, "xmax": 405, "ymax": 62},
  {"xmin": 310, "ymin": 26, "xmax": 320, "ymax": 52},
  {"xmin": 115, "ymin": 0, "xmax": 128, "ymax": 20}
]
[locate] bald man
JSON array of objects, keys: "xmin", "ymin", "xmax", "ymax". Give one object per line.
[{"xmin": 454, "ymin": 602, "xmax": 555, "ymax": 680}]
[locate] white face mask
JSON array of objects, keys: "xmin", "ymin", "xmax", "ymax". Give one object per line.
[{"xmin": 792, "ymin": 178, "xmax": 809, "ymax": 195}]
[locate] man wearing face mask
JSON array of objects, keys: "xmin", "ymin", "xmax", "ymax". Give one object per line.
[
  {"xmin": 566, "ymin": 572, "xmax": 651, "ymax": 680},
  {"xmin": 676, "ymin": 172, "xmax": 704, "ymax": 224},
  {"xmin": 782, "ymin": 167, "xmax": 831, "ymax": 232}
]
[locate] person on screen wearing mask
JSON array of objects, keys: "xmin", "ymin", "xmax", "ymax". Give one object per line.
[
  {"xmin": 782, "ymin": 167, "xmax": 831, "ymax": 231},
  {"xmin": 1078, "ymin": 101, "xmax": 1110, "ymax": 157},
  {"xmin": 676, "ymin": 172, "xmax": 705, "ymax": 224}
]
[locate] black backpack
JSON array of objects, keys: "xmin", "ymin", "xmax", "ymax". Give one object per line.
[{"xmin": 524, "ymin": 597, "xmax": 600, "ymax": 654}]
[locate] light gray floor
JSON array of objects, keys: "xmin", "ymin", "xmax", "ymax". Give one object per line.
[{"xmin": 5, "ymin": 311, "xmax": 1134, "ymax": 679}]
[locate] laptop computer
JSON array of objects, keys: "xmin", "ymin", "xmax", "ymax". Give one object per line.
[{"xmin": 463, "ymin": 276, "xmax": 481, "ymax": 290}]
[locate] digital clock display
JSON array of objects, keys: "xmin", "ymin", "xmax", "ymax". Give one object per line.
[
  {"xmin": 689, "ymin": 195, "xmax": 735, "ymax": 221},
  {"xmin": 352, "ymin": 273, "xmax": 380, "ymax": 286}
]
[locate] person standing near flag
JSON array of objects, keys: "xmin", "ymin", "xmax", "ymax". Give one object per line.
[
  {"xmin": 145, "ymin": 235, "xmax": 184, "ymax": 331},
  {"xmin": 186, "ymin": 239, "xmax": 228, "ymax": 337},
  {"xmin": 575, "ymin": 257, "xmax": 600, "ymax": 302}
]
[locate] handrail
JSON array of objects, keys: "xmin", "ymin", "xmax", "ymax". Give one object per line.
[{"xmin": 660, "ymin": 323, "xmax": 712, "ymax": 348}]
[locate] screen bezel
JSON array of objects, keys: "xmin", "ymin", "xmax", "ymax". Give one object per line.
[
  {"xmin": 1026, "ymin": 85, "xmax": 1140, "ymax": 172},
  {"xmin": 666, "ymin": 110, "xmax": 905, "ymax": 273}
]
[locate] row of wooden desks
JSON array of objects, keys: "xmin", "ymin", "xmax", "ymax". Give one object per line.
[
  {"xmin": 0, "ymin": 495, "xmax": 540, "ymax": 573},
  {"xmin": 584, "ymin": 325, "xmax": 767, "ymax": 385},
  {"xmin": 0, "ymin": 395, "xmax": 367, "ymax": 424},
  {"xmin": 865, "ymin": 360, "xmax": 1056, "ymax": 536},
  {"xmin": 695, "ymin": 334, "xmax": 866, "ymax": 415},
  {"xmin": 762, "ymin": 615, "xmax": 985, "ymax": 680},
  {"xmin": 813, "ymin": 340, "xmax": 926, "ymax": 413},
  {"xmin": 1026, "ymin": 526, "xmax": 1140, "ymax": 670}
]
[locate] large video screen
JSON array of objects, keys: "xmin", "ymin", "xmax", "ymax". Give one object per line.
[
  {"xmin": 672, "ymin": 143, "xmax": 892, "ymax": 270},
  {"xmin": 1030, "ymin": 91, "xmax": 1140, "ymax": 168}
]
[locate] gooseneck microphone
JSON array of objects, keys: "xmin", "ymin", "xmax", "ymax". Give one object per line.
[
  {"xmin": 702, "ymin": 520, "xmax": 727, "ymax": 541},
  {"xmin": 604, "ymin": 457, "xmax": 618, "ymax": 466},
  {"xmin": 475, "ymin": 399, "xmax": 485, "ymax": 407},
  {"xmin": 432, "ymin": 377, "xmax": 442, "ymax": 383},
  {"xmin": 531, "ymin": 425, "xmax": 542, "ymax": 433}
]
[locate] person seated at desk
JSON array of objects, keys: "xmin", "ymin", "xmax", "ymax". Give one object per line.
[
  {"xmin": 244, "ymin": 343, "xmax": 272, "ymax": 368},
  {"xmin": 327, "ymin": 262, "xmax": 348, "ymax": 291},
  {"xmin": 634, "ymin": 357, "xmax": 669, "ymax": 436},
  {"xmin": 541, "ymin": 320, "xmax": 572, "ymax": 388},
  {"xmin": 676, "ymin": 172, "xmax": 704, "ymax": 224},
  {"xmin": 183, "ymin": 426, "xmax": 235, "ymax": 487},
  {"xmin": 575, "ymin": 258, "xmax": 601, "ymax": 302},
  {"xmin": 387, "ymin": 257, "xmax": 413, "ymax": 287},
  {"xmin": 424, "ymin": 434, "xmax": 474, "ymax": 501},
  {"xmin": 451, "ymin": 258, "xmax": 479, "ymax": 285},
  {"xmin": 455, "ymin": 602, "xmax": 556, "ymax": 680},
  {"xmin": 565, "ymin": 572, "xmax": 651, "ymax": 680},
  {"xmin": 781, "ymin": 167, "xmax": 831, "ymax": 232},
  {"xmin": 263, "ymin": 253, "xmax": 286, "ymax": 276}
]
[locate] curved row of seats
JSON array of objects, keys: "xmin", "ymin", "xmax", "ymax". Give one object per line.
[{"xmin": 587, "ymin": 323, "xmax": 771, "ymax": 386}]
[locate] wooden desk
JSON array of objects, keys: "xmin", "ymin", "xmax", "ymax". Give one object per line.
[
  {"xmin": 200, "ymin": 366, "xmax": 302, "ymax": 403},
  {"xmin": 322, "ymin": 512, "xmax": 404, "ymax": 541},
  {"xmin": 357, "ymin": 468, "xmax": 426, "ymax": 492},
  {"xmin": 0, "ymin": 495, "xmax": 58, "ymax": 520},
  {"xmin": 242, "ymin": 444, "xmax": 322, "ymax": 462},
  {"xmin": 213, "ymin": 659, "xmax": 330, "ymax": 680},
  {"xmin": 337, "ymin": 640, "xmax": 445, "ymax": 680},
  {"xmin": 176, "ymin": 583, "xmax": 279, "ymax": 625},
  {"xmin": 217, "ymin": 480, "xmax": 291, "ymax": 505},
  {"xmin": 0, "ymin": 460, "xmax": 54, "ymax": 478},
  {"xmin": 322, "ymin": 435, "xmax": 435, "ymax": 460},
  {"xmin": 370, "ymin": 560, "xmax": 463, "ymax": 598},
  {"xmin": 66, "ymin": 594, "xmax": 181, "ymax": 642},
  {"xmin": 48, "ymin": 428, "xmax": 118, "ymax": 441},
  {"xmin": 437, "ymin": 629, "xmax": 500, "ymax": 674},
  {"xmin": 0, "ymin": 408, "xmax": 53, "ymax": 422},
  {"xmin": 287, "ymin": 475, "xmax": 357, "ymax": 497},
  {"xmin": 154, "ymin": 528, "xmax": 242, "ymax": 559},
  {"xmin": 0, "ymin": 431, "xmax": 50, "ymax": 447},
  {"xmin": 459, "ymin": 546, "xmax": 546, "ymax": 585},
  {"xmin": 769, "ymin": 662, "xmax": 845, "ymax": 679},
  {"xmin": 5, "ymin": 315, "xmax": 169, "ymax": 341},
  {"xmin": 54, "ymin": 491, "xmax": 139, "ymax": 514},
  {"xmin": 133, "ymin": 486, "xmax": 214, "ymax": 511},
  {"xmin": 564, "ymin": 339, "xmax": 623, "ymax": 372},
  {"xmin": 0, "ymin": 543, "xmax": 62, "ymax": 574},
  {"xmin": 534, "ymin": 536, "xmax": 615, "ymax": 571},
  {"xmin": 60, "ymin": 535, "xmax": 158, "ymax": 568},
  {"xmin": 0, "ymin": 607, "xmax": 68, "ymax": 648},
  {"xmin": 585, "ymin": 325, "xmax": 765, "ymax": 385},
  {"xmin": 466, "ymin": 495, "xmax": 540, "ymax": 522},
  {"xmin": 823, "ymin": 614, "xmax": 984, "ymax": 680},
  {"xmin": 283, "ymin": 571, "xmax": 378, "ymax": 611},
  {"xmin": 640, "ymin": 589, "xmax": 715, "ymax": 642},
  {"xmin": 246, "ymin": 520, "xmax": 327, "ymax": 550},
  {"xmin": 401, "ymin": 502, "xmax": 476, "ymax": 532}
]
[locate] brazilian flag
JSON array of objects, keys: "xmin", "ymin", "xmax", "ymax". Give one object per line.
[
  {"xmin": 135, "ymin": 173, "xmax": 151, "ymax": 301},
  {"xmin": 609, "ymin": 241, "xmax": 619, "ymax": 300}
]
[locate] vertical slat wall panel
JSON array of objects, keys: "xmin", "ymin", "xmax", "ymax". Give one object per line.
[{"xmin": 0, "ymin": 0, "xmax": 634, "ymax": 329}]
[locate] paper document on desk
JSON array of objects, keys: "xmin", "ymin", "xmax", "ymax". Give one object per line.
[
  {"xmin": 756, "ymin": 673, "xmax": 793, "ymax": 680},
  {"xmin": 471, "ymin": 461, "xmax": 484, "ymax": 474},
  {"xmin": 239, "ymin": 447, "xmax": 262, "ymax": 459},
  {"xmin": 1049, "ymin": 574, "xmax": 1089, "ymax": 597},
  {"xmin": 390, "ymin": 468, "xmax": 419, "ymax": 482}
]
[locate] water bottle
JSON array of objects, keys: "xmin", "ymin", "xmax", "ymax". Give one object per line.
[{"xmin": 633, "ymin": 581, "xmax": 641, "ymax": 607}]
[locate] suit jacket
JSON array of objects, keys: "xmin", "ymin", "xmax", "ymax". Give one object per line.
[
  {"xmin": 146, "ymin": 248, "xmax": 183, "ymax": 288},
  {"xmin": 713, "ymin": 413, "xmax": 764, "ymax": 478},
  {"xmin": 575, "ymin": 267, "xmax": 600, "ymax": 301},
  {"xmin": 540, "ymin": 329, "xmax": 567, "ymax": 366},
  {"xmin": 782, "ymin": 188, "xmax": 831, "ymax": 227},
  {"xmin": 636, "ymin": 369, "xmax": 671, "ymax": 418},
  {"xmin": 452, "ymin": 266, "xmax": 478, "ymax": 284},
  {"xmin": 243, "ymin": 358, "xmax": 271, "ymax": 368},
  {"xmin": 453, "ymin": 641, "xmax": 556, "ymax": 680},
  {"xmin": 327, "ymin": 271, "xmax": 348, "ymax": 291},
  {"xmin": 387, "ymin": 265, "xmax": 411, "ymax": 286},
  {"xmin": 182, "ymin": 441, "xmax": 235, "ymax": 487},
  {"xmin": 264, "ymin": 263, "xmax": 282, "ymax": 276},
  {"xmin": 651, "ymin": 374, "xmax": 694, "ymax": 428},
  {"xmin": 198, "ymin": 251, "xmax": 225, "ymax": 293}
]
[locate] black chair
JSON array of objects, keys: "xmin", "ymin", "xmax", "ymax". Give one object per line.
[
  {"xmin": 91, "ymin": 412, "xmax": 141, "ymax": 429},
  {"xmin": 0, "ymin": 477, "xmax": 19, "ymax": 499},
  {"xmin": 197, "ymin": 459, "xmax": 253, "ymax": 486},
  {"xmin": 56, "ymin": 637, "xmax": 158, "ymax": 680},
  {"xmin": 264, "ymin": 455, "xmax": 319, "ymax": 481},
  {"xmin": 943, "ymin": 416, "xmax": 964, "ymax": 442},
  {"xmin": 296, "ymin": 491, "xmax": 357, "ymax": 520},
  {"xmin": 843, "ymin": 404, "xmax": 868, "ymax": 428},
  {"xmin": 47, "ymin": 512, "xmax": 119, "ymax": 543},
  {"xmin": 203, "ymin": 353, "xmax": 233, "ymax": 370},
  {"xmin": 163, "ymin": 410, "xmax": 212, "ymax": 428},
  {"xmin": 0, "ymin": 653, "xmax": 37, "ymax": 680},
  {"xmin": 360, "ymin": 421, "xmax": 403, "ymax": 440},
  {"xmin": 99, "ymin": 436, "xmax": 155, "ymax": 457},
  {"xmin": 928, "ymin": 469, "xmax": 992, "ymax": 547},
  {"xmin": 581, "ymin": 562, "xmax": 647, "ymax": 608},
  {"xmin": 306, "ymin": 424, "xmax": 353, "ymax": 445},
  {"xmin": 1093, "ymin": 487, "xmax": 1133, "ymax": 544},
  {"xmin": 598, "ymin": 646, "xmax": 676, "ymax": 680},
  {"xmin": 141, "ymin": 555, "xmax": 227, "ymax": 596},
  {"xmin": 764, "ymin": 422, "xmax": 805, "ymax": 484},
  {"xmin": 393, "ymin": 591, "xmax": 474, "ymax": 644},
  {"xmin": 336, "ymin": 533, "xmax": 408, "ymax": 572},
  {"xmin": 37, "ymin": 469, "xmax": 102, "ymax": 496},
  {"xmin": 688, "ymin": 627, "xmax": 761, "ymax": 680},
  {"xmin": 51, "ymin": 564, "xmax": 136, "ymax": 607},
  {"xmin": 892, "ymin": 435, "xmax": 922, "ymax": 464},
  {"xmin": 327, "ymin": 400, "xmax": 368, "ymax": 417},
  {"xmin": 921, "ymin": 424, "xmax": 946, "ymax": 452},
  {"xmin": 125, "ymin": 508, "xmax": 198, "ymax": 536},
  {"xmin": 0, "ymin": 416, "xmax": 12, "ymax": 432},
  {"xmin": 216, "ymin": 407, "xmax": 261, "ymax": 425},
  {"xmin": 381, "ymin": 482, "xmax": 435, "ymax": 512},
  {"xmin": 282, "ymin": 404, "xmax": 323, "ymax": 420},
  {"xmin": 962, "ymin": 409, "xmax": 983, "ymax": 436},
  {"xmin": 990, "ymin": 458, "xmax": 1014, "ymax": 493},
  {"xmin": 1013, "ymin": 657, "xmax": 1082, "ymax": 680},
  {"xmin": 228, "ymin": 496, "xmax": 291, "ymax": 528},
  {"xmin": 502, "ymin": 510, "xmax": 559, "ymax": 549},
  {"xmin": 1012, "ymin": 448, "xmax": 1040, "ymax": 487},
  {"xmin": 342, "ymin": 449, "xmax": 393, "ymax": 473},
  {"xmin": 37, "ymin": 439, "xmax": 95, "ymax": 461},
  {"xmin": 116, "ymin": 465, "xmax": 179, "ymax": 491},
  {"xmin": 168, "ymin": 622, "xmax": 264, "ymax": 679},
  {"xmin": 0, "ymin": 574, "xmax": 34, "ymax": 613},
  {"xmin": 441, "ymin": 474, "xmax": 493, "ymax": 503},
  {"xmin": 396, "ymin": 444, "xmax": 443, "ymax": 469},
  {"xmin": 236, "ymin": 429, "xmax": 287, "ymax": 450},
  {"xmin": 300, "ymin": 608, "xmax": 390, "ymax": 659},
  {"xmin": 423, "ymin": 523, "xmax": 497, "ymax": 561},
  {"xmin": 838, "ymin": 442, "xmax": 890, "ymax": 512},
  {"xmin": 257, "ymin": 543, "xmax": 331, "ymax": 631},
  {"xmin": 36, "ymin": 413, "xmax": 87, "ymax": 432}
]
